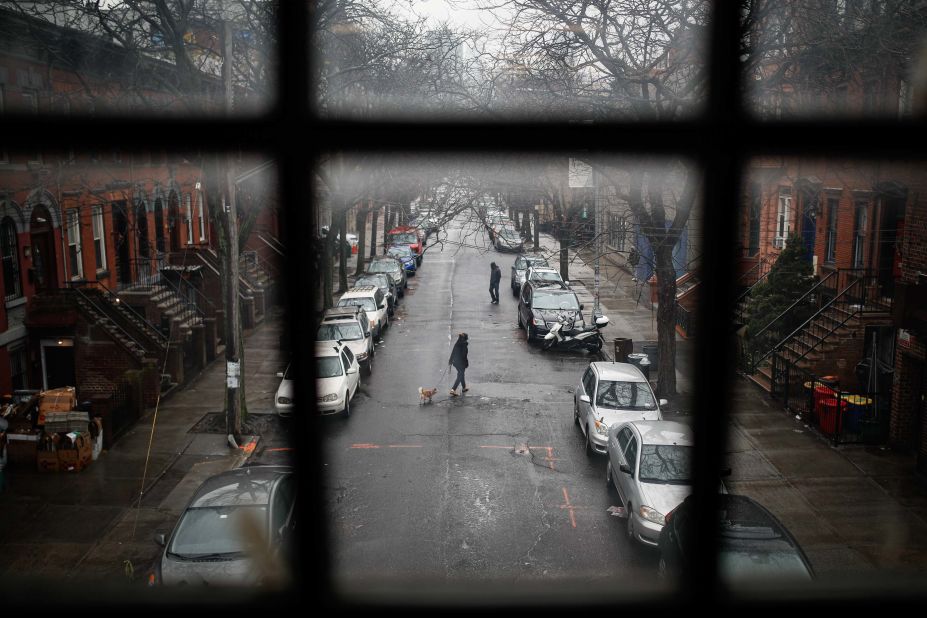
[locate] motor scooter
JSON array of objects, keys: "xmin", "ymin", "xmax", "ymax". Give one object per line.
[{"xmin": 542, "ymin": 311, "xmax": 609, "ymax": 352}]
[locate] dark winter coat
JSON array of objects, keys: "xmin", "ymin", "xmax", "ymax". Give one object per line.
[
  {"xmin": 449, "ymin": 339, "xmax": 469, "ymax": 370},
  {"xmin": 490, "ymin": 266, "xmax": 502, "ymax": 286}
]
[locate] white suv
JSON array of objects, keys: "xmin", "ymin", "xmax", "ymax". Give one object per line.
[{"xmin": 337, "ymin": 286, "xmax": 388, "ymax": 340}]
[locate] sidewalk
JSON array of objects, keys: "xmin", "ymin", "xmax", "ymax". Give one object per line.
[
  {"xmin": 529, "ymin": 232, "xmax": 927, "ymax": 576},
  {"xmin": 0, "ymin": 309, "xmax": 286, "ymax": 585}
]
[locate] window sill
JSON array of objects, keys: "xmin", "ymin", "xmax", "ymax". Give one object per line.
[
  {"xmin": 5, "ymin": 296, "xmax": 26, "ymax": 309},
  {"xmin": 95, "ymin": 269, "xmax": 110, "ymax": 278}
]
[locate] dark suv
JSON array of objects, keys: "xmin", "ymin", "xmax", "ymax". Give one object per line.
[{"xmin": 517, "ymin": 280, "xmax": 584, "ymax": 342}]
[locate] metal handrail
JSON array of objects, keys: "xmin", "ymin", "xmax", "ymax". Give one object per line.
[
  {"xmin": 158, "ymin": 274, "xmax": 204, "ymax": 327},
  {"xmin": 77, "ymin": 279, "xmax": 168, "ymax": 345},
  {"xmin": 756, "ymin": 270, "xmax": 868, "ymax": 371},
  {"xmin": 751, "ymin": 270, "xmax": 833, "ymax": 343},
  {"xmin": 733, "ymin": 256, "xmax": 773, "ymax": 310},
  {"xmin": 68, "ymin": 284, "xmax": 149, "ymax": 354}
]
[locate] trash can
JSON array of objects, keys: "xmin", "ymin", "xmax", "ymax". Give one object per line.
[
  {"xmin": 627, "ymin": 353, "xmax": 650, "ymax": 379},
  {"xmin": 817, "ymin": 395, "xmax": 847, "ymax": 435},
  {"xmin": 841, "ymin": 395, "xmax": 873, "ymax": 434},
  {"xmin": 614, "ymin": 338, "xmax": 632, "ymax": 363},
  {"xmin": 642, "ymin": 343, "xmax": 658, "ymax": 369}
]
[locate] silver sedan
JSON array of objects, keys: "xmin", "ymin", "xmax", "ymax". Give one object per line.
[{"xmin": 605, "ymin": 420, "xmax": 694, "ymax": 548}]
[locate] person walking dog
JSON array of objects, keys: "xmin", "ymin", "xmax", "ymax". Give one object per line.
[
  {"xmin": 448, "ymin": 332, "xmax": 469, "ymax": 396},
  {"xmin": 489, "ymin": 262, "xmax": 501, "ymax": 304}
]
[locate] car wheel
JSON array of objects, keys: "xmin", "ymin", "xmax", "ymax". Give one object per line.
[
  {"xmin": 606, "ymin": 460, "xmax": 613, "ymax": 487},
  {"xmin": 573, "ymin": 402, "xmax": 580, "ymax": 426},
  {"xmin": 512, "ymin": 285, "xmax": 519, "ymax": 297},
  {"xmin": 364, "ymin": 356, "xmax": 373, "ymax": 376},
  {"xmin": 343, "ymin": 393, "xmax": 351, "ymax": 418},
  {"xmin": 517, "ymin": 312, "xmax": 522, "ymax": 328},
  {"xmin": 591, "ymin": 337, "xmax": 603, "ymax": 353},
  {"xmin": 584, "ymin": 429, "xmax": 594, "ymax": 457},
  {"xmin": 542, "ymin": 337, "xmax": 554, "ymax": 351}
]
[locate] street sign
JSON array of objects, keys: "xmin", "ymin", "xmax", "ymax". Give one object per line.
[{"xmin": 227, "ymin": 360, "xmax": 240, "ymax": 389}]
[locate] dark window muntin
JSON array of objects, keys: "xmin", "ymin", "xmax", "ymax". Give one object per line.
[
  {"xmin": 1, "ymin": 217, "xmax": 22, "ymax": 300},
  {"xmin": 0, "ymin": 3, "xmax": 922, "ymax": 611}
]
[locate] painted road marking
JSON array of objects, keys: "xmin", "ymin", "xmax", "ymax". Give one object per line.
[
  {"xmin": 479, "ymin": 444, "xmax": 559, "ymax": 470},
  {"xmin": 561, "ymin": 487, "xmax": 577, "ymax": 529},
  {"xmin": 350, "ymin": 443, "xmax": 423, "ymax": 449},
  {"xmin": 265, "ymin": 447, "xmax": 294, "ymax": 452}
]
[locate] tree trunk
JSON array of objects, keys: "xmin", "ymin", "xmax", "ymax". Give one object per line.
[
  {"xmin": 322, "ymin": 227, "xmax": 335, "ymax": 309},
  {"xmin": 559, "ymin": 224, "xmax": 570, "ymax": 281},
  {"xmin": 337, "ymin": 210, "xmax": 348, "ymax": 293},
  {"xmin": 355, "ymin": 203, "xmax": 368, "ymax": 276},
  {"xmin": 370, "ymin": 209, "xmax": 379, "ymax": 258},
  {"xmin": 654, "ymin": 242, "xmax": 677, "ymax": 397}
]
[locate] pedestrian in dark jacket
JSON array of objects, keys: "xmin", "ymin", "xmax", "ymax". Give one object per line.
[
  {"xmin": 448, "ymin": 332, "xmax": 469, "ymax": 396},
  {"xmin": 489, "ymin": 262, "xmax": 501, "ymax": 304}
]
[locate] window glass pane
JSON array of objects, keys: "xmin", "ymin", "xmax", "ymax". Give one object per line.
[
  {"xmin": 743, "ymin": 1, "xmax": 927, "ymax": 118},
  {"xmin": 0, "ymin": 2, "xmax": 276, "ymax": 117},
  {"xmin": 318, "ymin": 153, "xmax": 701, "ymax": 595},
  {"xmin": 314, "ymin": 1, "xmax": 709, "ymax": 120}
]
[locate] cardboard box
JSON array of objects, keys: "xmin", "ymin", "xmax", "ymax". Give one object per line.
[
  {"xmin": 38, "ymin": 387, "xmax": 77, "ymax": 425},
  {"xmin": 37, "ymin": 449, "xmax": 59, "ymax": 472},
  {"xmin": 44, "ymin": 411, "xmax": 90, "ymax": 433},
  {"xmin": 57, "ymin": 432, "xmax": 91, "ymax": 472}
]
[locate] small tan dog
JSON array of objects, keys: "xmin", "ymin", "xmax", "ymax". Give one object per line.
[{"xmin": 418, "ymin": 386, "xmax": 438, "ymax": 404}]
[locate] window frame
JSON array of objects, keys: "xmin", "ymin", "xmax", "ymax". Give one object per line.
[
  {"xmin": 66, "ymin": 208, "xmax": 83, "ymax": 280},
  {"xmin": 1, "ymin": 216, "xmax": 22, "ymax": 301},
  {"xmin": 0, "ymin": 2, "xmax": 922, "ymax": 613},
  {"xmin": 92, "ymin": 205, "xmax": 106, "ymax": 273}
]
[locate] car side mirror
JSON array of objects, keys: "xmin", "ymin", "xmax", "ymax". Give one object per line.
[
  {"xmin": 347, "ymin": 366, "xmax": 358, "ymax": 374},
  {"xmin": 659, "ymin": 398, "xmax": 668, "ymax": 407},
  {"xmin": 154, "ymin": 532, "xmax": 167, "ymax": 547},
  {"xmin": 619, "ymin": 463, "xmax": 632, "ymax": 475},
  {"xmin": 579, "ymin": 395, "xmax": 591, "ymax": 404},
  {"xmin": 579, "ymin": 303, "xmax": 584, "ymax": 311}
]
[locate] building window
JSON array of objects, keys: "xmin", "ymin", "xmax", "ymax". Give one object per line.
[
  {"xmin": 92, "ymin": 206, "xmax": 106, "ymax": 272},
  {"xmin": 9, "ymin": 344, "xmax": 28, "ymax": 391},
  {"xmin": 185, "ymin": 193, "xmax": 193, "ymax": 244},
  {"xmin": 853, "ymin": 200, "xmax": 868, "ymax": 267},
  {"xmin": 1, "ymin": 217, "xmax": 22, "ymax": 301},
  {"xmin": 67, "ymin": 209, "xmax": 83, "ymax": 279},
  {"xmin": 774, "ymin": 188, "xmax": 791, "ymax": 248},
  {"xmin": 825, "ymin": 196, "xmax": 839, "ymax": 263},
  {"xmin": 197, "ymin": 189, "xmax": 206, "ymax": 241}
]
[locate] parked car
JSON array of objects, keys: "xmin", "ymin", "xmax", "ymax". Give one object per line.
[
  {"xmin": 315, "ymin": 340, "xmax": 361, "ymax": 417},
  {"xmin": 511, "ymin": 254, "xmax": 550, "ymax": 294},
  {"xmin": 321, "ymin": 305, "xmax": 372, "ymax": 343},
  {"xmin": 387, "ymin": 245, "xmax": 417, "ymax": 275},
  {"xmin": 527, "ymin": 265, "xmax": 566, "ymax": 287},
  {"xmin": 386, "ymin": 226, "xmax": 424, "ymax": 265},
  {"xmin": 317, "ymin": 315, "xmax": 374, "ymax": 375},
  {"xmin": 658, "ymin": 493, "xmax": 815, "ymax": 582},
  {"xmin": 367, "ymin": 256, "xmax": 407, "ymax": 295},
  {"xmin": 574, "ymin": 361, "xmax": 665, "ymax": 456},
  {"xmin": 337, "ymin": 286, "xmax": 388, "ymax": 339},
  {"xmin": 274, "ymin": 363, "xmax": 294, "ymax": 416},
  {"xmin": 154, "ymin": 465, "xmax": 296, "ymax": 586},
  {"xmin": 606, "ymin": 420, "xmax": 691, "ymax": 547},
  {"xmin": 421, "ymin": 215, "xmax": 440, "ymax": 236},
  {"xmin": 495, "ymin": 227, "xmax": 524, "ymax": 252},
  {"xmin": 517, "ymin": 281, "xmax": 583, "ymax": 342},
  {"xmin": 355, "ymin": 273, "xmax": 398, "ymax": 315}
]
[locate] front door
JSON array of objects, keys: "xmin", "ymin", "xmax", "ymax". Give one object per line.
[
  {"xmin": 800, "ymin": 193, "xmax": 817, "ymax": 263},
  {"xmin": 41, "ymin": 339, "xmax": 76, "ymax": 390},
  {"xmin": 30, "ymin": 232, "xmax": 57, "ymax": 292},
  {"xmin": 877, "ymin": 197, "xmax": 904, "ymax": 298},
  {"xmin": 113, "ymin": 202, "xmax": 132, "ymax": 286}
]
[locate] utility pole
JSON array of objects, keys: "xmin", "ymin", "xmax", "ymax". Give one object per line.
[
  {"xmin": 222, "ymin": 19, "xmax": 242, "ymax": 442},
  {"xmin": 593, "ymin": 169, "xmax": 602, "ymax": 315}
]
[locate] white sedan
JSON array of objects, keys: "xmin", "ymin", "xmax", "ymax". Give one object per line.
[{"xmin": 315, "ymin": 340, "xmax": 361, "ymax": 417}]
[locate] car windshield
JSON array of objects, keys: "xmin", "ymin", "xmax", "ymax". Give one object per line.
[
  {"xmin": 638, "ymin": 444, "xmax": 692, "ymax": 484},
  {"xmin": 531, "ymin": 271, "xmax": 561, "ymax": 282},
  {"xmin": 595, "ymin": 380, "xmax": 657, "ymax": 410},
  {"xmin": 388, "ymin": 247, "xmax": 411, "ymax": 257},
  {"xmin": 168, "ymin": 505, "xmax": 268, "ymax": 558},
  {"xmin": 317, "ymin": 323, "xmax": 363, "ymax": 341},
  {"xmin": 316, "ymin": 356, "xmax": 344, "ymax": 378},
  {"xmin": 390, "ymin": 233, "xmax": 417, "ymax": 244},
  {"xmin": 526, "ymin": 258, "xmax": 548, "ymax": 269},
  {"xmin": 356, "ymin": 276, "xmax": 385, "ymax": 289},
  {"xmin": 368, "ymin": 261, "xmax": 398, "ymax": 274},
  {"xmin": 533, "ymin": 292, "xmax": 579, "ymax": 311},
  {"xmin": 338, "ymin": 298, "xmax": 377, "ymax": 312}
]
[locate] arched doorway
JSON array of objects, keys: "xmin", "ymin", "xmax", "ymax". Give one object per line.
[
  {"xmin": 168, "ymin": 192, "xmax": 181, "ymax": 251},
  {"xmin": 29, "ymin": 204, "xmax": 58, "ymax": 291},
  {"xmin": 154, "ymin": 198, "xmax": 166, "ymax": 253}
]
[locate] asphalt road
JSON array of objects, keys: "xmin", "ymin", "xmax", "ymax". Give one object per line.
[{"xmin": 318, "ymin": 215, "xmax": 659, "ymax": 595}]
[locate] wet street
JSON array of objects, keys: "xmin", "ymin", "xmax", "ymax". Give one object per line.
[{"xmin": 321, "ymin": 216, "xmax": 659, "ymax": 591}]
